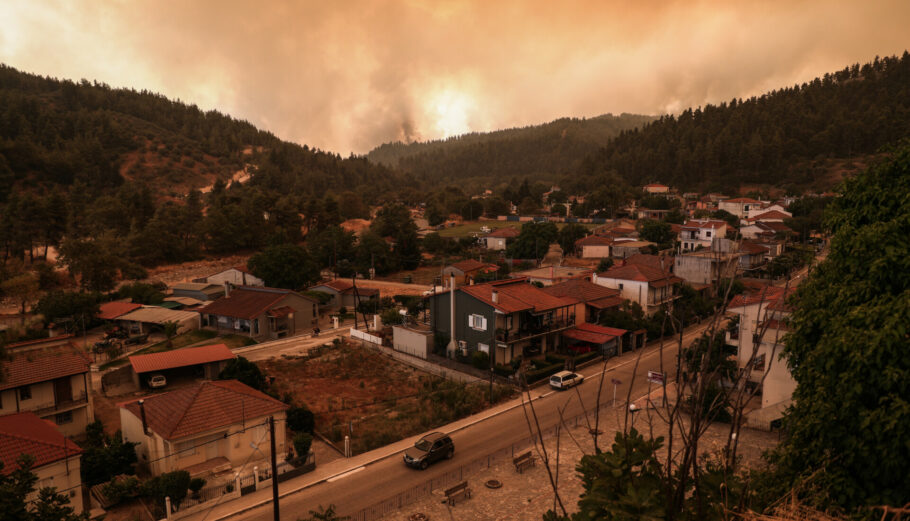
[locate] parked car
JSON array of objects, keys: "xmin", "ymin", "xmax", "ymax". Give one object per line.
[
  {"xmin": 404, "ymin": 432, "xmax": 454, "ymax": 470},
  {"xmin": 148, "ymin": 374, "xmax": 167, "ymax": 388},
  {"xmin": 549, "ymin": 371, "xmax": 584, "ymax": 390}
]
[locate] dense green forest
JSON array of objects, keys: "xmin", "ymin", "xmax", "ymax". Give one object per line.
[
  {"xmin": 0, "ymin": 64, "xmax": 413, "ymax": 272},
  {"xmin": 576, "ymin": 52, "xmax": 910, "ymax": 194},
  {"xmin": 366, "ymin": 113, "xmax": 655, "ymax": 191},
  {"xmin": 0, "ymin": 63, "xmax": 405, "ymax": 201}
]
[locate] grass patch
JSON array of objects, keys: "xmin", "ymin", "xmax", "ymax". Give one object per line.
[{"xmin": 99, "ymin": 330, "xmax": 218, "ymax": 370}]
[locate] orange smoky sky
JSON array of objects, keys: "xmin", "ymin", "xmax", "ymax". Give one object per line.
[{"xmin": 1, "ymin": 1, "xmax": 908, "ymax": 154}]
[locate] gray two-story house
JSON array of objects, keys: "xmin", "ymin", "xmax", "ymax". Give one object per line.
[{"xmin": 428, "ymin": 278, "xmax": 576, "ymax": 365}]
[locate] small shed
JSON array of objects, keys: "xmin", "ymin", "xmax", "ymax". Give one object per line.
[
  {"xmin": 392, "ymin": 324, "xmax": 432, "ymax": 359},
  {"xmin": 129, "ymin": 343, "xmax": 236, "ymax": 388}
]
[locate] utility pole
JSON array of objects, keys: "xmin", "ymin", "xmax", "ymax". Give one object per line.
[{"xmin": 269, "ymin": 416, "xmax": 280, "ymax": 521}]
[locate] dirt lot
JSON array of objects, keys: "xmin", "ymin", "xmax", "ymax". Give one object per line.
[
  {"xmin": 141, "ymin": 254, "xmax": 251, "ymax": 285},
  {"xmin": 258, "ymin": 341, "xmax": 511, "ymax": 454}
]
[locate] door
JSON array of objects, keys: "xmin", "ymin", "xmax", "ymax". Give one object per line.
[{"xmin": 54, "ymin": 377, "xmax": 72, "ymax": 404}]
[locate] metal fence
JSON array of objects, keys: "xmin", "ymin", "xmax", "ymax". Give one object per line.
[
  {"xmin": 347, "ymin": 403, "xmax": 613, "ymax": 521},
  {"xmin": 179, "ymin": 482, "xmax": 234, "ymax": 510}
]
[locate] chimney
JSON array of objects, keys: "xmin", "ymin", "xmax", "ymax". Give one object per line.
[
  {"xmin": 138, "ymin": 399, "xmax": 148, "ymax": 435},
  {"xmin": 224, "ymin": 281, "xmax": 231, "ymax": 297},
  {"xmin": 491, "ymin": 289, "xmax": 499, "ymax": 303}
]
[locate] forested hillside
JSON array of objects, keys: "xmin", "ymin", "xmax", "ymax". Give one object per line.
[
  {"xmin": 0, "ymin": 64, "xmax": 406, "ymax": 271},
  {"xmin": 577, "ymin": 52, "xmax": 910, "ymax": 194},
  {"xmin": 0, "ymin": 64, "xmax": 403, "ymax": 201},
  {"xmin": 366, "ymin": 113, "xmax": 654, "ymax": 190}
]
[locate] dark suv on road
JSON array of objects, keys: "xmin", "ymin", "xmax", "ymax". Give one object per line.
[{"xmin": 403, "ymin": 432, "xmax": 454, "ymax": 470}]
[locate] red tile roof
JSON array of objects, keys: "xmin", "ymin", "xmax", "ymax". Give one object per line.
[
  {"xmin": 727, "ymin": 286, "xmax": 788, "ymax": 309},
  {"xmin": 98, "ymin": 301, "xmax": 142, "ymax": 320},
  {"xmin": 740, "ymin": 242, "xmax": 769, "ymax": 255},
  {"xmin": 487, "ymin": 227, "xmax": 520, "ymax": 238},
  {"xmin": 129, "ymin": 344, "xmax": 236, "ymax": 375},
  {"xmin": 312, "ymin": 280, "xmax": 379, "ymax": 296},
  {"xmin": 587, "ymin": 296, "xmax": 625, "ymax": 310},
  {"xmin": 542, "ymin": 278, "xmax": 620, "ymax": 304},
  {"xmin": 624, "ymin": 253, "xmax": 672, "ymax": 271},
  {"xmin": 120, "ymin": 380, "xmax": 288, "ymax": 440},
  {"xmin": 643, "ymin": 183, "xmax": 668, "ymax": 188},
  {"xmin": 0, "ymin": 351, "xmax": 91, "ymax": 391},
  {"xmin": 461, "ymin": 279, "xmax": 576, "ymax": 314},
  {"xmin": 747, "ymin": 210, "xmax": 791, "ymax": 222},
  {"xmin": 575, "ymin": 235, "xmax": 613, "ymax": 247},
  {"xmin": 448, "ymin": 259, "xmax": 499, "ymax": 274},
  {"xmin": 723, "ymin": 197, "xmax": 762, "ymax": 204},
  {"xmin": 682, "ymin": 220, "xmax": 727, "ymax": 230},
  {"xmin": 199, "ymin": 287, "xmax": 315, "ymax": 320},
  {"xmin": 563, "ymin": 323, "xmax": 628, "ymax": 344},
  {"xmin": 0, "ymin": 413, "xmax": 82, "ymax": 474},
  {"xmin": 597, "ymin": 264, "xmax": 682, "ymax": 288}
]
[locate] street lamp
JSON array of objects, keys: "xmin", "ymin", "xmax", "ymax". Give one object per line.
[{"xmin": 629, "ymin": 403, "xmax": 641, "ymax": 429}]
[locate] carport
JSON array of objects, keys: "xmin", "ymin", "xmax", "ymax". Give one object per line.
[
  {"xmin": 118, "ymin": 306, "xmax": 201, "ymax": 335},
  {"xmin": 563, "ymin": 323, "xmax": 628, "ymax": 359},
  {"xmin": 129, "ymin": 343, "xmax": 236, "ymax": 389}
]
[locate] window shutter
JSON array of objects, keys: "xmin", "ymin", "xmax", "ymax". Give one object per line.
[{"xmin": 481, "ymin": 316, "xmax": 487, "ymax": 330}]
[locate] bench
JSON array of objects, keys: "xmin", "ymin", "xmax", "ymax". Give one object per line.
[
  {"xmin": 444, "ymin": 481, "xmax": 471, "ymax": 506},
  {"xmin": 513, "ymin": 451, "xmax": 535, "ymax": 473}
]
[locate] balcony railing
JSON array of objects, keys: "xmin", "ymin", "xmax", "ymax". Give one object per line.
[
  {"xmin": 30, "ymin": 392, "xmax": 88, "ymax": 416},
  {"xmin": 496, "ymin": 316, "xmax": 576, "ymax": 344}
]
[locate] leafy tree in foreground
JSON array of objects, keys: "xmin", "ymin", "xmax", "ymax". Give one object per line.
[
  {"xmin": 0, "ymin": 455, "xmax": 87, "ymax": 521},
  {"xmin": 80, "ymin": 420, "xmax": 138, "ymax": 486},
  {"xmin": 556, "ymin": 223, "xmax": 588, "ymax": 254},
  {"xmin": 766, "ymin": 143, "xmax": 910, "ymax": 512},
  {"xmin": 218, "ymin": 356, "xmax": 266, "ymax": 391}
]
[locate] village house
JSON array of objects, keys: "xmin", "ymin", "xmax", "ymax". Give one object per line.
[
  {"xmin": 635, "ymin": 208, "xmax": 670, "ymax": 220},
  {"xmin": 738, "ymin": 241, "xmax": 770, "ymax": 269},
  {"xmin": 541, "ymin": 278, "xmax": 623, "ymax": 323},
  {"xmin": 442, "ymin": 259, "xmax": 500, "ymax": 286},
  {"xmin": 718, "ymin": 197, "xmax": 764, "ymax": 218},
  {"xmin": 481, "ymin": 227, "xmax": 520, "ymax": 250},
  {"xmin": 642, "ymin": 183, "xmax": 670, "ymax": 194},
  {"xmin": 308, "ymin": 279, "xmax": 380, "ymax": 310},
  {"xmin": 116, "ymin": 306, "xmax": 201, "ymax": 335},
  {"xmin": 592, "ymin": 264, "xmax": 682, "ymax": 314},
  {"xmin": 510, "ymin": 265, "xmax": 593, "ymax": 286},
  {"xmin": 0, "ymin": 349, "xmax": 94, "ymax": 437},
  {"xmin": 574, "ymin": 234, "xmax": 613, "ymax": 258},
  {"xmin": 197, "ymin": 266, "xmax": 265, "ymax": 287},
  {"xmin": 726, "ymin": 287, "xmax": 797, "ymax": 429},
  {"xmin": 740, "ymin": 221, "xmax": 793, "ymax": 240},
  {"xmin": 0, "ymin": 412, "xmax": 84, "ymax": 514},
  {"xmin": 428, "ymin": 278, "xmax": 576, "ymax": 365},
  {"xmin": 744, "ymin": 208, "xmax": 792, "ymax": 223},
  {"xmin": 611, "ymin": 240, "xmax": 657, "ymax": 259},
  {"xmin": 120, "ymin": 380, "xmax": 288, "ymax": 477},
  {"xmin": 673, "ymin": 249, "xmax": 743, "ymax": 286},
  {"xmin": 679, "ymin": 220, "xmax": 728, "ymax": 251},
  {"xmin": 198, "ymin": 286, "xmax": 319, "ymax": 340}
]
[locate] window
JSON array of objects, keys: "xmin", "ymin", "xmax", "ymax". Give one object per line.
[
  {"xmin": 19, "ymin": 386, "xmax": 31, "ymax": 401},
  {"xmin": 752, "ymin": 354, "xmax": 766, "ymax": 372},
  {"xmin": 478, "ymin": 343, "xmax": 489, "ymax": 354},
  {"xmin": 618, "ymin": 283, "xmax": 624, "ymax": 290},
  {"xmin": 468, "ymin": 314, "xmax": 487, "ymax": 331},
  {"xmin": 706, "ymin": 231, "xmax": 712, "ymax": 237},
  {"xmin": 176, "ymin": 439, "xmax": 198, "ymax": 459},
  {"xmin": 55, "ymin": 411, "xmax": 73, "ymax": 425}
]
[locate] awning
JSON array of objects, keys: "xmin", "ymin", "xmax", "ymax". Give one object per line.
[
  {"xmin": 563, "ymin": 322, "xmax": 628, "ymax": 345},
  {"xmin": 587, "ymin": 296, "xmax": 624, "ymax": 310}
]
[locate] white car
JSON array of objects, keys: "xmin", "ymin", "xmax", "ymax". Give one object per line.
[
  {"xmin": 148, "ymin": 374, "xmax": 167, "ymax": 388},
  {"xmin": 549, "ymin": 371, "xmax": 584, "ymax": 390}
]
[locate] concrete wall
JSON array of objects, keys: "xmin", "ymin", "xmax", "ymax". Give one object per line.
[
  {"xmin": 429, "ymin": 291, "xmax": 498, "ymax": 360},
  {"xmin": 581, "ymin": 245, "xmax": 611, "ymax": 258},
  {"xmin": 392, "ymin": 326, "xmax": 431, "ymax": 359},
  {"xmin": 593, "ymin": 276, "xmax": 647, "ymax": 309},
  {"xmin": 32, "ymin": 457, "xmax": 83, "ymax": 515},
  {"xmin": 0, "ymin": 373, "xmax": 93, "ymax": 437},
  {"xmin": 484, "ymin": 237, "xmax": 507, "ymax": 250}
]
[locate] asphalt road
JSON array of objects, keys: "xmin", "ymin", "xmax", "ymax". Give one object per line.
[{"xmin": 229, "ymin": 321, "xmax": 712, "ymax": 521}]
